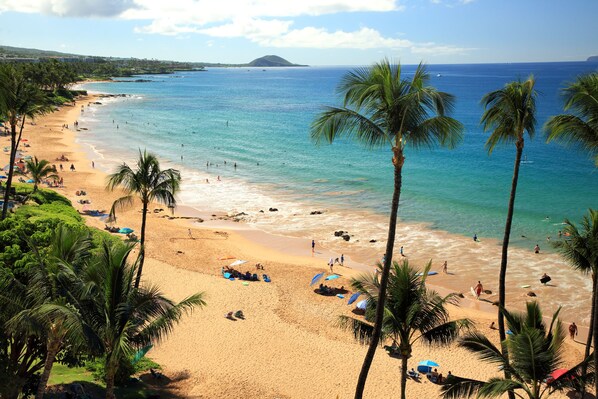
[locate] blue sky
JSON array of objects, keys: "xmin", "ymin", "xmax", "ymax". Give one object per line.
[{"xmin": 0, "ymin": 0, "xmax": 596, "ymax": 66}]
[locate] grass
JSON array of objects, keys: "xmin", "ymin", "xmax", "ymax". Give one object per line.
[{"xmin": 48, "ymin": 360, "xmax": 162, "ymax": 399}]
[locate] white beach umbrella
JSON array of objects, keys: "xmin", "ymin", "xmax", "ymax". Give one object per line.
[
  {"xmin": 356, "ymin": 299, "xmax": 368, "ymax": 310},
  {"xmin": 229, "ymin": 259, "xmax": 248, "ymax": 267}
]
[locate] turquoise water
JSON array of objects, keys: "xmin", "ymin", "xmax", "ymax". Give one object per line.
[{"xmin": 80, "ymin": 62, "xmax": 597, "ymax": 247}]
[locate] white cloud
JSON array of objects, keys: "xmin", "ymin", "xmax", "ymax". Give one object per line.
[
  {"xmin": 0, "ymin": 0, "xmax": 471, "ymax": 56},
  {"xmin": 0, "ymin": 0, "xmax": 136, "ymax": 17}
]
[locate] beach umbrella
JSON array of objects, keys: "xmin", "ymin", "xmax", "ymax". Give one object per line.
[
  {"xmin": 26, "ymin": 179, "xmax": 34, "ymax": 183},
  {"xmin": 549, "ymin": 369, "xmax": 570, "ymax": 381},
  {"xmin": 325, "ymin": 274, "xmax": 339, "ymax": 281},
  {"xmin": 418, "ymin": 360, "xmax": 440, "ymax": 367},
  {"xmin": 131, "ymin": 344, "xmax": 153, "ymax": 365},
  {"xmin": 356, "ymin": 299, "xmax": 368, "ymax": 310},
  {"xmin": 119, "ymin": 227, "xmax": 134, "ymax": 234},
  {"xmin": 229, "ymin": 259, "xmax": 248, "ymax": 267},
  {"xmin": 0, "ymin": 175, "xmax": 6, "ymax": 179},
  {"xmin": 347, "ymin": 292, "xmax": 361, "ymax": 305},
  {"xmin": 310, "ymin": 272, "xmax": 325, "ymax": 286}
]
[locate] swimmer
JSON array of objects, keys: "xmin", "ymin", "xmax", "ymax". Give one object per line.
[{"xmin": 474, "ymin": 281, "xmax": 483, "ymax": 297}]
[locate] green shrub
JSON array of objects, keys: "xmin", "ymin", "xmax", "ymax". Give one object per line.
[{"xmin": 85, "ymin": 356, "xmax": 160, "ymax": 385}]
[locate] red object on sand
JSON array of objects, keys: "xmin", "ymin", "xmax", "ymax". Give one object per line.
[{"xmin": 547, "ymin": 368, "xmax": 570, "ymax": 384}]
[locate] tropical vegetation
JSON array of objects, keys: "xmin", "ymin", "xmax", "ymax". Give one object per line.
[
  {"xmin": 0, "ymin": 187, "xmax": 203, "ymax": 398},
  {"xmin": 441, "ymin": 302, "xmax": 589, "ymax": 399},
  {"xmin": 553, "ymin": 209, "xmax": 598, "ymax": 396},
  {"xmin": 546, "ymin": 72, "xmax": 598, "ymax": 166},
  {"xmin": 106, "ymin": 149, "xmax": 181, "ymax": 288},
  {"xmin": 339, "ymin": 260, "xmax": 470, "ymax": 399},
  {"xmin": 480, "ymin": 77, "xmax": 537, "ymax": 383},
  {"xmin": 311, "ymin": 59, "xmax": 463, "ymax": 398},
  {"xmin": 0, "ymin": 64, "xmax": 52, "ymax": 220},
  {"xmin": 25, "ymin": 156, "xmax": 59, "ymax": 192}
]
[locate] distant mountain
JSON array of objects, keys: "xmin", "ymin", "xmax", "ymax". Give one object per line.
[
  {"xmin": 247, "ymin": 55, "xmax": 306, "ymax": 67},
  {"xmin": 0, "ymin": 44, "xmax": 83, "ymax": 59},
  {"xmin": 587, "ymin": 56, "xmax": 598, "ymax": 63}
]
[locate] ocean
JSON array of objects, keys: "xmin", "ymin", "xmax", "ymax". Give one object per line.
[{"xmin": 79, "ymin": 62, "xmax": 597, "ymax": 257}]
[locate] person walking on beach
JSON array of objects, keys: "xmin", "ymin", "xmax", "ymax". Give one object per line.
[
  {"xmin": 534, "ymin": 244, "xmax": 540, "ymax": 254},
  {"xmin": 328, "ymin": 258, "xmax": 334, "ymax": 273},
  {"xmin": 569, "ymin": 322, "xmax": 578, "ymax": 339},
  {"xmin": 400, "ymin": 246, "xmax": 404, "ymax": 256},
  {"xmin": 474, "ymin": 281, "xmax": 484, "ymax": 298},
  {"xmin": 442, "ymin": 261, "xmax": 448, "ymax": 274},
  {"xmin": 311, "ymin": 239, "xmax": 315, "ymax": 254},
  {"xmin": 340, "ymin": 254, "xmax": 344, "ymax": 266},
  {"xmin": 473, "ymin": 233, "xmax": 478, "ymax": 242},
  {"xmin": 70, "ymin": 163, "xmax": 75, "ymax": 172},
  {"xmin": 188, "ymin": 229, "xmax": 194, "ymax": 239},
  {"xmin": 91, "ymin": 160, "xmax": 95, "ymax": 168}
]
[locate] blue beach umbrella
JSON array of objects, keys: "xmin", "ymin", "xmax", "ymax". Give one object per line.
[
  {"xmin": 417, "ymin": 360, "xmax": 440, "ymax": 374},
  {"xmin": 310, "ymin": 272, "xmax": 325, "ymax": 286},
  {"xmin": 325, "ymin": 274, "xmax": 339, "ymax": 281},
  {"xmin": 26, "ymin": 179, "xmax": 34, "ymax": 183},
  {"xmin": 347, "ymin": 292, "xmax": 361, "ymax": 305},
  {"xmin": 119, "ymin": 227, "xmax": 134, "ymax": 234},
  {"xmin": 356, "ymin": 299, "xmax": 368, "ymax": 310},
  {"xmin": 0, "ymin": 175, "xmax": 6, "ymax": 179}
]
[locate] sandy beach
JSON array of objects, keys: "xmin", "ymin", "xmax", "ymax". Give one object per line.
[{"xmin": 1, "ymin": 95, "xmax": 590, "ymax": 398}]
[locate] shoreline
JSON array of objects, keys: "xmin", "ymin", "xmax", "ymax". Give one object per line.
[{"xmin": 1, "ymin": 91, "xmax": 589, "ymax": 398}]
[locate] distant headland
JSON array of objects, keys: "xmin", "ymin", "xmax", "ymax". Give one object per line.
[
  {"xmin": 587, "ymin": 55, "xmax": 598, "ymax": 62},
  {"xmin": 248, "ymin": 55, "xmax": 307, "ymax": 67}
]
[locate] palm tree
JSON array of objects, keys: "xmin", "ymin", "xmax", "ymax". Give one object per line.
[
  {"xmin": 311, "ymin": 59, "xmax": 463, "ymax": 398},
  {"xmin": 78, "ymin": 241, "xmax": 204, "ymax": 399},
  {"xmin": 25, "ymin": 156, "xmax": 59, "ymax": 192},
  {"xmin": 0, "ymin": 64, "xmax": 50, "ymax": 219},
  {"xmin": 106, "ymin": 149, "xmax": 181, "ymax": 288},
  {"xmin": 545, "ymin": 73, "xmax": 598, "ymax": 166},
  {"xmin": 553, "ymin": 209, "xmax": 598, "ymax": 396},
  {"xmin": 339, "ymin": 260, "xmax": 470, "ymax": 399},
  {"xmin": 0, "ymin": 226, "xmax": 94, "ymax": 399},
  {"xmin": 480, "ymin": 76, "xmax": 537, "ymax": 357},
  {"xmin": 441, "ymin": 302, "xmax": 576, "ymax": 399}
]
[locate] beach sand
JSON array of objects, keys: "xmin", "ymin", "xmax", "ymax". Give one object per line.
[{"xmin": 1, "ymin": 96, "xmax": 589, "ymax": 398}]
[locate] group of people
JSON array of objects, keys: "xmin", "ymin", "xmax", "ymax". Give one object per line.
[
  {"xmin": 222, "ymin": 266, "xmax": 260, "ymax": 281},
  {"xmin": 316, "ymin": 283, "xmax": 345, "ymax": 296},
  {"xmin": 327, "ymin": 254, "xmax": 344, "ymax": 272}
]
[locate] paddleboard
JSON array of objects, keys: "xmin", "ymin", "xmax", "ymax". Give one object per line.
[
  {"xmin": 416, "ymin": 271, "xmax": 439, "ymax": 276},
  {"xmin": 470, "ymin": 286, "xmax": 479, "ymax": 299},
  {"xmin": 219, "ymin": 256, "xmax": 235, "ymax": 260},
  {"xmin": 521, "ymin": 285, "xmax": 530, "ymax": 288}
]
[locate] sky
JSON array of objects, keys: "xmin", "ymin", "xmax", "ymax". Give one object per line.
[{"xmin": 0, "ymin": 0, "xmax": 596, "ymax": 66}]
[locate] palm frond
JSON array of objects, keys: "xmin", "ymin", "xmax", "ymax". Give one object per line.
[
  {"xmin": 441, "ymin": 374, "xmax": 487, "ymax": 399},
  {"xmin": 337, "ymin": 315, "xmax": 388, "ymax": 345}
]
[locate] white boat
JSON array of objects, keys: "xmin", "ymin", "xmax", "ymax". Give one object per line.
[{"xmin": 520, "ymin": 155, "xmax": 534, "ymax": 164}]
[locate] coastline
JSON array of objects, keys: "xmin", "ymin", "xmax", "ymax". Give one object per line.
[{"xmin": 1, "ymin": 92, "xmax": 589, "ymax": 398}]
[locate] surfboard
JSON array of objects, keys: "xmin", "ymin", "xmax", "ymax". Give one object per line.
[
  {"xmin": 416, "ymin": 271, "xmax": 439, "ymax": 276},
  {"xmin": 521, "ymin": 284, "xmax": 531, "ymax": 288},
  {"xmin": 471, "ymin": 286, "xmax": 479, "ymax": 299}
]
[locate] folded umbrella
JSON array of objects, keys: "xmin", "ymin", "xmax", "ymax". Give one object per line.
[
  {"xmin": 325, "ymin": 274, "xmax": 339, "ymax": 281},
  {"xmin": 347, "ymin": 292, "xmax": 361, "ymax": 305},
  {"xmin": 310, "ymin": 272, "xmax": 325, "ymax": 286}
]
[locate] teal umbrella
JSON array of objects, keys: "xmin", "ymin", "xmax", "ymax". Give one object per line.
[{"xmin": 132, "ymin": 344, "xmax": 153, "ymax": 365}]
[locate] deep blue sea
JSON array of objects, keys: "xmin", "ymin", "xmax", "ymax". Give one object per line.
[{"xmin": 80, "ymin": 62, "xmax": 597, "ymax": 249}]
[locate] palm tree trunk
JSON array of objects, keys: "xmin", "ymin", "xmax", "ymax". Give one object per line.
[
  {"xmin": 35, "ymin": 338, "xmax": 61, "ymax": 399},
  {"xmin": 400, "ymin": 354, "xmax": 409, "ymax": 399},
  {"xmin": 105, "ymin": 356, "xmax": 116, "ymax": 399},
  {"xmin": 1, "ymin": 124, "xmax": 17, "ymax": 220},
  {"xmin": 134, "ymin": 199, "xmax": 148, "ymax": 288},
  {"xmin": 498, "ymin": 139, "xmax": 523, "ymax": 399},
  {"xmin": 354, "ymin": 154, "xmax": 403, "ymax": 399},
  {"xmin": 580, "ymin": 275, "xmax": 596, "ymax": 396}
]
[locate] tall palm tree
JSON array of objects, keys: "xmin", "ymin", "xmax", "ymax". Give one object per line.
[
  {"xmin": 311, "ymin": 59, "xmax": 463, "ymax": 398},
  {"xmin": 25, "ymin": 156, "xmax": 59, "ymax": 192},
  {"xmin": 0, "ymin": 64, "xmax": 50, "ymax": 219},
  {"xmin": 441, "ymin": 302, "xmax": 580, "ymax": 399},
  {"xmin": 78, "ymin": 241, "xmax": 204, "ymax": 399},
  {"xmin": 545, "ymin": 72, "xmax": 598, "ymax": 166},
  {"xmin": 481, "ymin": 77, "xmax": 537, "ymax": 359},
  {"xmin": 0, "ymin": 226, "xmax": 94, "ymax": 399},
  {"xmin": 553, "ymin": 209, "xmax": 598, "ymax": 396},
  {"xmin": 340, "ymin": 260, "xmax": 470, "ymax": 399},
  {"xmin": 106, "ymin": 149, "xmax": 181, "ymax": 288}
]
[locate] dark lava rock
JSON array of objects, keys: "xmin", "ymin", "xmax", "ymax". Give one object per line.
[
  {"xmin": 269, "ymin": 207, "xmax": 278, "ymax": 212},
  {"xmin": 334, "ymin": 231, "xmax": 344, "ymax": 237},
  {"xmin": 369, "ymin": 239, "xmax": 377, "ymax": 243},
  {"xmin": 310, "ymin": 210, "xmax": 323, "ymax": 215},
  {"xmin": 342, "ymin": 234, "xmax": 350, "ymax": 241}
]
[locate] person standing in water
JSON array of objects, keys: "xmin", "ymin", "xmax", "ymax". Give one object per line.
[
  {"xmin": 474, "ymin": 281, "xmax": 484, "ymax": 298},
  {"xmin": 442, "ymin": 261, "xmax": 448, "ymax": 274}
]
